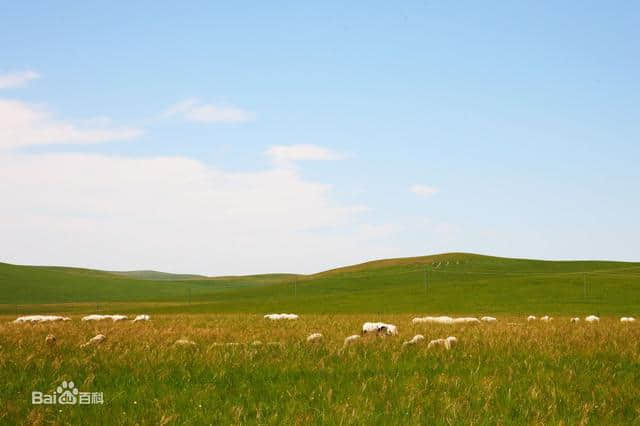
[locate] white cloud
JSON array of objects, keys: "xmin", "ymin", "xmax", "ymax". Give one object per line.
[
  {"xmin": 0, "ymin": 99, "xmax": 143, "ymax": 150},
  {"xmin": 266, "ymin": 144, "xmax": 344, "ymax": 166},
  {"xmin": 410, "ymin": 184, "xmax": 439, "ymax": 197},
  {"xmin": 0, "ymin": 70, "xmax": 40, "ymax": 89},
  {"xmin": 0, "ymin": 152, "xmax": 377, "ymax": 274},
  {"xmin": 163, "ymin": 98, "xmax": 254, "ymax": 123}
]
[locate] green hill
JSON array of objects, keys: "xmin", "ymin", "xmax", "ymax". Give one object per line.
[{"xmin": 1, "ymin": 253, "xmax": 639, "ymax": 315}]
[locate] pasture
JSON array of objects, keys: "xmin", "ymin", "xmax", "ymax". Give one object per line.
[{"xmin": 2, "ymin": 314, "xmax": 640, "ymax": 424}]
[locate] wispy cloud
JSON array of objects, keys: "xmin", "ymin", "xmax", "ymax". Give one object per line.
[
  {"xmin": 0, "ymin": 99, "xmax": 142, "ymax": 150},
  {"xmin": 163, "ymin": 98, "xmax": 254, "ymax": 123},
  {"xmin": 0, "ymin": 70, "xmax": 40, "ymax": 89},
  {"xmin": 266, "ymin": 144, "xmax": 344, "ymax": 166},
  {"xmin": 410, "ymin": 184, "xmax": 439, "ymax": 197}
]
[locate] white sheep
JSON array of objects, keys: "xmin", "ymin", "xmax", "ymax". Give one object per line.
[
  {"xmin": 480, "ymin": 316, "xmax": 497, "ymax": 323},
  {"xmin": 82, "ymin": 334, "xmax": 106, "ymax": 347},
  {"xmin": 81, "ymin": 314, "xmax": 128, "ymax": 322},
  {"xmin": 452, "ymin": 317, "xmax": 480, "ymax": 324},
  {"xmin": 427, "ymin": 336, "xmax": 457, "ymax": 350},
  {"xmin": 343, "ymin": 334, "xmax": 361, "ymax": 347},
  {"xmin": 620, "ymin": 317, "xmax": 636, "ymax": 323},
  {"xmin": 527, "ymin": 315, "xmax": 537, "ymax": 322},
  {"xmin": 585, "ymin": 315, "xmax": 600, "ymax": 323},
  {"xmin": 13, "ymin": 315, "xmax": 70, "ymax": 323},
  {"xmin": 264, "ymin": 313, "xmax": 299, "ymax": 320},
  {"xmin": 362, "ymin": 322, "xmax": 398, "ymax": 335},
  {"xmin": 402, "ymin": 334, "xmax": 425, "ymax": 347},
  {"xmin": 412, "ymin": 316, "xmax": 480, "ymax": 325},
  {"xmin": 570, "ymin": 317, "xmax": 580, "ymax": 323},
  {"xmin": 132, "ymin": 314, "xmax": 150, "ymax": 322},
  {"xmin": 540, "ymin": 316, "xmax": 553, "ymax": 322},
  {"xmin": 412, "ymin": 316, "xmax": 454, "ymax": 325},
  {"xmin": 45, "ymin": 334, "xmax": 56, "ymax": 345},
  {"xmin": 306, "ymin": 333, "xmax": 323, "ymax": 343},
  {"xmin": 174, "ymin": 339, "xmax": 196, "ymax": 346}
]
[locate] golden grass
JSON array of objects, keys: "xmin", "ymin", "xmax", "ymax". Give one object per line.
[{"xmin": 1, "ymin": 314, "xmax": 639, "ymax": 425}]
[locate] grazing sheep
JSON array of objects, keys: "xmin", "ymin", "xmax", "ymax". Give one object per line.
[
  {"xmin": 620, "ymin": 317, "xmax": 636, "ymax": 323},
  {"xmin": 480, "ymin": 316, "xmax": 497, "ymax": 323},
  {"xmin": 412, "ymin": 316, "xmax": 480, "ymax": 325},
  {"xmin": 174, "ymin": 339, "xmax": 196, "ymax": 347},
  {"xmin": 343, "ymin": 335, "xmax": 361, "ymax": 347},
  {"xmin": 412, "ymin": 316, "xmax": 454, "ymax": 325},
  {"xmin": 13, "ymin": 315, "xmax": 70, "ymax": 324},
  {"xmin": 264, "ymin": 313, "xmax": 299, "ymax": 320},
  {"xmin": 585, "ymin": 315, "xmax": 600, "ymax": 323},
  {"xmin": 540, "ymin": 316, "xmax": 553, "ymax": 322},
  {"xmin": 570, "ymin": 317, "xmax": 580, "ymax": 323},
  {"xmin": 402, "ymin": 334, "xmax": 425, "ymax": 347},
  {"xmin": 427, "ymin": 336, "xmax": 457, "ymax": 350},
  {"xmin": 306, "ymin": 333, "xmax": 323, "ymax": 343},
  {"xmin": 362, "ymin": 322, "xmax": 398, "ymax": 336},
  {"xmin": 82, "ymin": 334, "xmax": 106, "ymax": 347},
  {"xmin": 81, "ymin": 314, "xmax": 128, "ymax": 322},
  {"xmin": 527, "ymin": 315, "xmax": 537, "ymax": 322},
  {"xmin": 132, "ymin": 314, "xmax": 150, "ymax": 322},
  {"xmin": 45, "ymin": 334, "xmax": 56, "ymax": 345},
  {"xmin": 452, "ymin": 317, "xmax": 481, "ymax": 324}
]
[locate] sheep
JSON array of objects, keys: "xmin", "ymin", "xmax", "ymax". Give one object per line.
[
  {"xmin": 306, "ymin": 333, "xmax": 323, "ymax": 343},
  {"xmin": 570, "ymin": 317, "xmax": 580, "ymax": 323},
  {"xmin": 620, "ymin": 317, "xmax": 636, "ymax": 323},
  {"xmin": 527, "ymin": 315, "xmax": 537, "ymax": 322},
  {"xmin": 480, "ymin": 316, "xmax": 497, "ymax": 323},
  {"xmin": 132, "ymin": 314, "xmax": 150, "ymax": 322},
  {"xmin": 412, "ymin": 316, "xmax": 453, "ymax": 325},
  {"xmin": 81, "ymin": 314, "xmax": 128, "ymax": 322},
  {"xmin": 174, "ymin": 339, "xmax": 196, "ymax": 347},
  {"xmin": 81, "ymin": 334, "xmax": 106, "ymax": 347},
  {"xmin": 362, "ymin": 322, "xmax": 398, "ymax": 336},
  {"xmin": 343, "ymin": 335, "xmax": 361, "ymax": 347},
  {"xmin": 452, "ymin": 317, "xmax": 480, "ymax": 324},
  {"xmin": 446, "ymin": 336, "xmax": 458, "ymax": 348},
  {"xmin": 427, "ymin": 336, "xmax": 457, "ymax": 350},
  {"xmin": 585, "ymin": 315, "xmax": 600, "ymax": 323},
  {"xmin": 264, "ymin": 313, "xmax": 299, "ymax": 320},
  {"xmin": 45, "ymin": 334, "xmax": 56, "ymax": 345},
  {"xmin": 250, "ymin": 341, "xmax": 263, "ymax": 346},
  {"xmin": 412, "ymin": 316, "xmax": 480, "ymax": 325},
  {"xmin": 13, "ymin": 315, "xmax": 70, "ymax": 323},
  {"xmin": 402, "ymin": 334, "xmax": 425, "ymax": 347},
  {"xmin": 540, "ymin": 316, "xmax": 553, "ymax": 322}
]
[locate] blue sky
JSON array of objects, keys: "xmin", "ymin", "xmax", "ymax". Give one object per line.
[{"xmin": 1, "ymin": 2, "xmax": 638, "ymax": 274}]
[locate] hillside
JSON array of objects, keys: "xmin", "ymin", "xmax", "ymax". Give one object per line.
[{"xmin": 1, "ymin": 253, "xmax": 639, "ymax": 315}]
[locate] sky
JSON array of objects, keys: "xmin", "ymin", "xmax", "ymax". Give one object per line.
[{"xmin": 1, "ymin": 1, "xmax": 639, "ymax": 274}]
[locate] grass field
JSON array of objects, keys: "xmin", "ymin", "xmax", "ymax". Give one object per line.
[
  {"xmin": 2, "ymin": 253, "xmax": 640, "ymax": 424},
  {"xmin": 2, "ymin": 314, "xmax": 640, "ymax": 424},
  {"xmin": 2, "ymin": 253, "xmax": 640, "ymax": 316}
]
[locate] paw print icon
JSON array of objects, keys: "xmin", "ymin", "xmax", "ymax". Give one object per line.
[{"xmin": 56, "ymin": 381, "xmax": 79, "ymax": 405}]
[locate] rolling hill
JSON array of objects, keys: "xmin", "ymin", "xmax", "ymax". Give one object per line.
[{"xmin": 1, "ymin": 253, "xmax": 639, "ymax": 315}]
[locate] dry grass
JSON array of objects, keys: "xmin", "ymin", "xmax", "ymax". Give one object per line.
[{"xmin": 1, "ymin": 314, "xmax": 640, "ymax": 424}]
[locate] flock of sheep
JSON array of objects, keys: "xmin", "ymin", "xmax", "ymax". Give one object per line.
[
  {"xmin": 11, "ymin": 312, "xmax": 637, "ymax": 350},
  {"xmin": 12, "ymin": 314, "xmax": 151, "ymax": 347}
]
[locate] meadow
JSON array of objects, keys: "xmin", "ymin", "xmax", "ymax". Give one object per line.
[
  {"xmin": 2, "ymin": 253, "xmax": 640, "ymax": 424},
  {"xmin": 1, "ymin": 314, "xmax": 640, "ymax": 425}
]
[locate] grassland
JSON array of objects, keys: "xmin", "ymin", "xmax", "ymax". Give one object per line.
[
  {"xmin": 2, "ymin": 314, "xmax": 640, "ymax": 425},
  {"xmin": 2, "ymin": 253, "xmax": 640, "ymax": 424},
  {"xmin": 2, "ymin": 253, "xmax": 640, "ymax": 316}
]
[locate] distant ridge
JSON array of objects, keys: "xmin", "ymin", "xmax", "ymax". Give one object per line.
[{"xmin": 109, "ymin": 270, "xmax": 208, "ymax": 281}]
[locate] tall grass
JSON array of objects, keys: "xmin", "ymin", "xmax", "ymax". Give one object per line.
[{"xmin": 2, "ymin": 314, "xmax": 639, "ymax": 424}]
